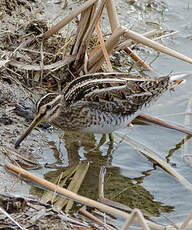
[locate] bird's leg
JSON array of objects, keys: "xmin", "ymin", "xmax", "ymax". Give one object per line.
[
  {"xmin": 94, "ymin": 133, "xmax": 114, "ymax": 152},
  {"xmin": 108, "ymin": 133, "xmax": 114, "ymax": 146},
  {"xmin": 106, "ymin": 133, "xmax": 114, "ymax": 155},
  {"xmin": 95, "ymin": 134, "xmax": 107, "ymax": 150}
]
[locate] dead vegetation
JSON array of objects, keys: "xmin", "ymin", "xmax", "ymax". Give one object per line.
[
  {"xmin": 1, "ymin": 0, "xmax": 192, "ymax": 92},
  {"xmin": 1, "ymin": 0, "xmax": 192, "ymax": 229}
]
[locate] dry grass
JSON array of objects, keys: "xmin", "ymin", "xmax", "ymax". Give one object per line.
[{"xmin": 1, "ymin": 0, "xmax": 192, "ymax": 229}]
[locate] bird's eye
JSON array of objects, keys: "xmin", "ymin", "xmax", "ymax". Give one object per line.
[{"xmin": 46, "ymin": 104, "xmax": 52, "ymax": 110}]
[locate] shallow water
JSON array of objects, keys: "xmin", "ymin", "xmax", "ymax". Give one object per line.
[{"xmin": 31, "ymin": 0, "xmax": 192, "ymax": 227}]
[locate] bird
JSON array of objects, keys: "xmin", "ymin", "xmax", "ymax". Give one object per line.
[{"xmin": 15, "ymin": 72, "xmax": 184, "ymax": 149}]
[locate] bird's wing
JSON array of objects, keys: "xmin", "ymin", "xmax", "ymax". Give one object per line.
[{"xmin": 63, "ymin": 73, "xmax": 170, "ymax": 114}]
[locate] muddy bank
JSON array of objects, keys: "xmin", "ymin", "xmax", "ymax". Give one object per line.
[{"xmin": 1, "ymin": 0, "xmax": 192, "ymax": 229}]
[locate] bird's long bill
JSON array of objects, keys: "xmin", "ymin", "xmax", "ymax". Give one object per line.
[{"xmin": 15, "ymin": 113, "xmax": 44, "ymax": 149}]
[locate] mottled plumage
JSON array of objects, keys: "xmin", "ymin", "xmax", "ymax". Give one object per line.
[{"xmin": 15, "ymin": 72, "xmax": 182, "ymax": 148}]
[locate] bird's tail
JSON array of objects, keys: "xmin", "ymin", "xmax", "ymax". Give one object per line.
[{"xmin": 169, "ymin": 72, "xmax": 192, "ymax": 88}]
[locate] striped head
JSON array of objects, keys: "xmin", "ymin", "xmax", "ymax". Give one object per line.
[
  {"xmin": 36, "ymin": 93, "xmax": 63, "ymax": 123},
  {"xmin": 15, "ymin": 93, "xmax": 63, "ymax": 148}
]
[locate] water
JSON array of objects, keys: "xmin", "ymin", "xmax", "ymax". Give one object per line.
[{"xmin": 32, "ymin": 0, "xmax": 192, "ymax": 228}]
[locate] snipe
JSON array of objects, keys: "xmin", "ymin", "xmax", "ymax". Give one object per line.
[{"xmin": 15, "ymin": 72, "xmax": 183, "ymax": 148}]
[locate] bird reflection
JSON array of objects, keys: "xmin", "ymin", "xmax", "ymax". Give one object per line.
[{"xmin": 30, "ymin": 130, "xmax": 176, "ymax": 216}]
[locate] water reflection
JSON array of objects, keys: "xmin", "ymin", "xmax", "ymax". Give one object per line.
[
  {"xmin": 30, "ymin": 130, "xmax": 177, "ymax": 217},
  {"xmin": 99, "ymin": 167, "xmax": 174, "ymax": 217},
  {"xmin": 166, "ymin": 134, "xmax": 192, "ymax": 163}
]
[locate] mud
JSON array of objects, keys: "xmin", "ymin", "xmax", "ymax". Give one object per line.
[{"xmin": 0, "ymin": 0, "xmax": 191, "ymax": 229}]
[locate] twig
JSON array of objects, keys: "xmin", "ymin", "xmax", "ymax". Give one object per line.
[
  {"xmin": 106, "ymin": 0, "xmax": 120, "ymax": 32},
  {"xmin": 64, "ymin": 162, "xmax": 89, "ymax": 213},
  {"xmin": 178, "ymin": 211, "xmax": 192, "ymax": 230},
  {"xmin": 98, "ymin": 166, "xmax": 132, "ymax": 213},
  {"xmin": 95, "ymin": 23, "xmax": 113, "ymax": 72},
  {"xmin": 40, "ymin": 40, "xmax": 44, "ymax": 85},
  {"xmin": 98, "ymin": 166, "xmax": 105, "ymax": 199},
  {"xmin": 41, "ymin": 166, "xmax": 77, "ymax": 204},
  {"xmin": 153, "ymin": 31, "xmax": 178, "ymax": 41},
  {"xmin": 11, "ymin": 36, "xmax": 34, "ymax": 55},
  {"xmin": 8, "ymin": 56, "xmax": 75, "ymax": 71},
  {"xmin": 79, "ymin": 206, "xmax": 116, "ymax": 230},
  {"xmin": 121, "ymin": 209, "xmax": 150, "ymax": 230},
  {"xmin": 40, "ymin": 0, "xmax": 98, "ymax": 39},
  {"xmin": 5, "ymin": 163, "xmax": 165, "ymax": 230},
  {"xmin": 123, "ymin": 47, "xmax": 155, "ymax": 72},
  {"xmin": 0, "ymin": 207, "xmax": 26, "ymax": 230},
  {"xmin": 3, "ymin": 66, "xmax": 33, "ymax": 98},
  {"xmin": 5, "ymin": 163, "xmax": 130, "ymax": 218},
  {"xmin": 21, "ymin": 48, "xmax": 56, "ymax": 57},
  {"xmin": 116, "ymin": 29, "xmax": 165, "ymax": 51},
  {"xmin": 76, "ymin": 0, "xmax": 107, "ymax": 64},
  {"xmin": 137, "ymin": 113, "xmax": 192, "ymax": 136},
  {"xmin": 72, "ymin": 3, "xmax": 96, "ymax": 55},
  {"xmin": 163, "ymin": 215, "xmax": 179, "ymax": 230},
  {"xmin": 88, "ymin": 26, "xmax": 126, "ymax": 72},
  {"xmin": 124, "ymin": 27, "xmax": 192, "ymax": 64},
  {"xmin": 115, "ymin": 133, "xmax": 192, "ymax": 191}
]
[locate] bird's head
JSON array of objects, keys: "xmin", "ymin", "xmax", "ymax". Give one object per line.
[{"xmin": 15, "ymin": 93, "xmax": 63, "ymax": 149}]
